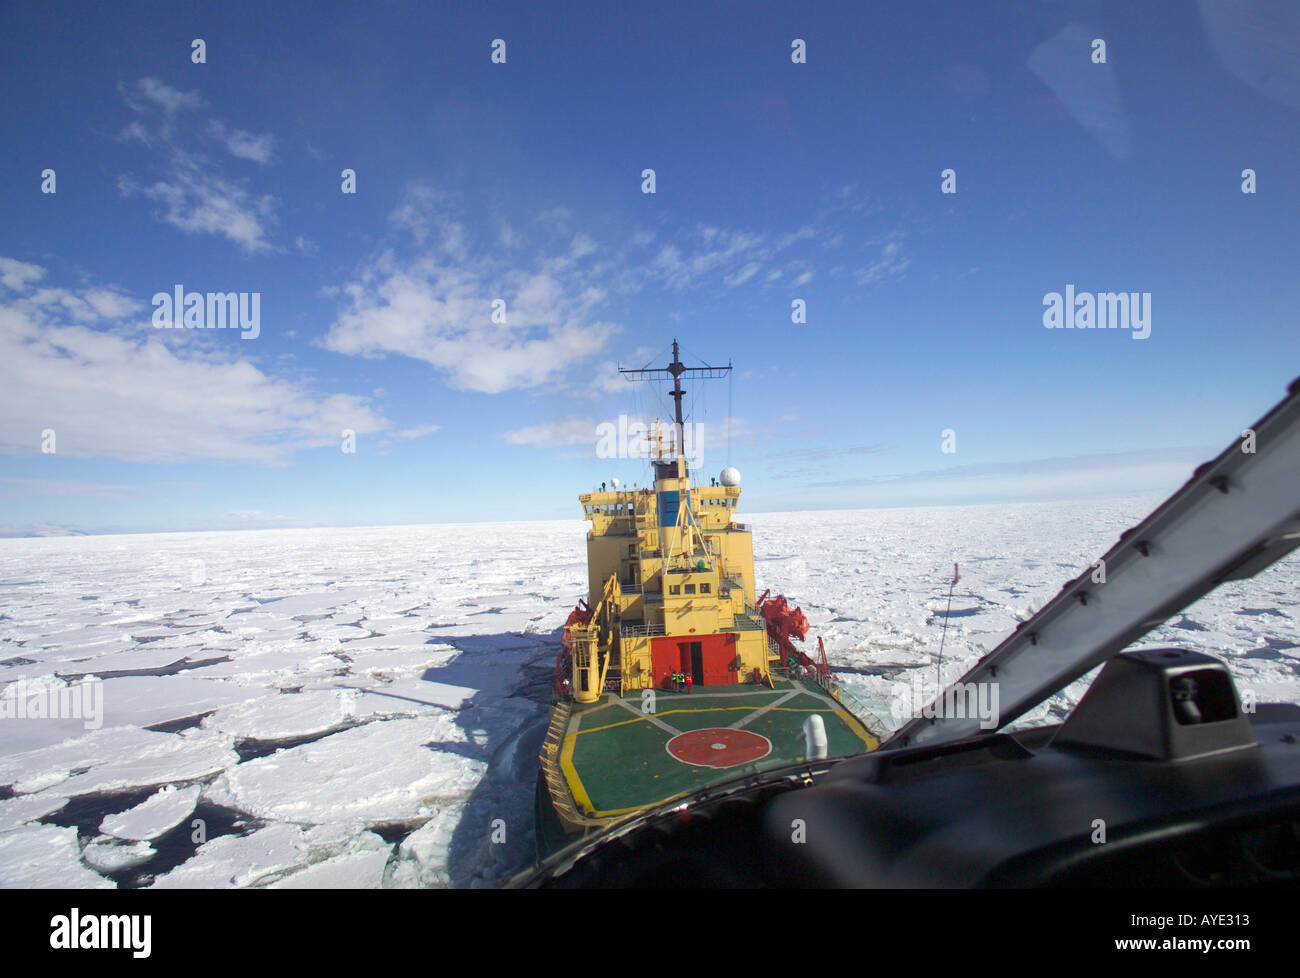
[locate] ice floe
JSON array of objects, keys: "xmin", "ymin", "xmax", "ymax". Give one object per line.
[
  {"xmin": 204, "ymin": 715, "xmax": 487, "ymax": 824},
  {"xmin": 83, "ymin": 837, "xmax": 156, "ymax": 873},
  {"xmin": 0, "ymin": 824, "xmax": 114, "ymax": 888},
  {"xmin": 0, "ymin": 502, "xmax": 1295, "ymax": 888},
  {"xmin": 100, "ymin": 784, "xmax": 202, "ymax": 841}
]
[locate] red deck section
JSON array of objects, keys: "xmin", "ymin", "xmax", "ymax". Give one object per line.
[
  {"xmin": 666, "ymin": 728, "xmax": 772, "ymax": 768},
  {"xmin": 650, "ymin": 633, "xmax": 738, "ymax": 687}
]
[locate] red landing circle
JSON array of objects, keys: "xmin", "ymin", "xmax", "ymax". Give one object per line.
[{"xmin": 666, "ymin": 728, "xmax": 772, "ymax": 769}]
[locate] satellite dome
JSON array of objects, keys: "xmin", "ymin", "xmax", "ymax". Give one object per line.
[
  {"xmin": 611, "ymin": 477, "xmax": 621, "ymax": 489},
  {"xmin": 720, "ymin": 466, "xmax": 741, "ymax": 487}
]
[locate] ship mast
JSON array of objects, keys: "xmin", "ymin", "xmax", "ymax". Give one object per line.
[{"xmin": 619, "ymin": 340, "xmax": 732, "ymax": 467}]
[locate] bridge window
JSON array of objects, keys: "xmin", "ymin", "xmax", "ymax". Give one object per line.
[
  {"xmin": 700, "ymin": 582, "xmax": 711, "ymax": 594},
  {"xmin": 685, "ymin": 584, "xmax": 696, "ymax": 595},
  {"xmin": 669, "ymin": 585, "xmax": 681, "ymax": 596}
]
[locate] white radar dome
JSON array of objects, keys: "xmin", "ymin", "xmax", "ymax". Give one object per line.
[
  {"xmin": 611, "ymin": 478, "xmax": 621, "ymax": 489},
  {"xmin": 720, "ymin": 467, "xmax": 741, "ymax": 487}
]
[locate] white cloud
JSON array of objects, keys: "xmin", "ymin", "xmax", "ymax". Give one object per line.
[
  {"xmin": 389, "ymin": 184, "xmax": 449, "ymax": 246},
  {"xmin": 82, "ymin": 287, "xmax": 143, "ymax": 320},
  {"xmin": 0, "ymin": 258, "xmax": 45, "ymax": 292},
  {"xmin": 117, "ymin": 78, "xmax": 279, "ymax": 253},
  {"xmin": 502, "ymin": 417, "xmax": 599, "ymax": 447},
  {"xmin": 648, "ymin": 223, "xmax": 821, "ymax": 292},
  {"xmin": 726, "ymin": 262, "xmax": 760, "ymax": 287},
  {"xmin": 210, "ymin": 121, "xmax": 275, "ymax": 163},
  {"xmin": 323, "ymin": 187, "xmax": 908, "ymax": 395},
  {"xmin": 855, "ymin": 237, "xmax": 910, "ymax": 286},
  {"xmin": 0, "ymin": 259, "xmax": 387, "ymax": 463},
  {"xmin": 132, "ymin": 157, "xmax": 277, "ymax": 253},
  {"xmin": 125, "ymin": 77, "xmax": 203, "ymax": 115},
  {"xmin": 653, "ymin": 227, "xmax": 769, "ymax": 291},
  {"xmin": 5, "ymin": 278, "xmax": 140, "ymax": 325},
  {"xmin": 588, "ymin": 360, "xmax": 631, "ymax": 394},
  {"xmin": 324, "ymin": 184, "xmax": 618, "ymax": 394}
]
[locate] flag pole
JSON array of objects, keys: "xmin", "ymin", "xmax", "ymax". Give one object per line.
[{"xmin": 936, "ymin": 562, "xmax": 959, "ymax": 691}]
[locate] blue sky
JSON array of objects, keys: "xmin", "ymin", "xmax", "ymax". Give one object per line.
[{"xmin": 2, "ymin": 0, "xmax": 1299, "ymax": 534}]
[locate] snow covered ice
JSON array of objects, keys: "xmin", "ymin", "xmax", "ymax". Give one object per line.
[{"xmin": 2, "ymin": 499, "xmax": 1298, "ymax": 887}]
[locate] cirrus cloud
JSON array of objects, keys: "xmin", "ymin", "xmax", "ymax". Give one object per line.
[{"xmin": 117, "ymin": 78, "xmax": 279, "ymax": 253}]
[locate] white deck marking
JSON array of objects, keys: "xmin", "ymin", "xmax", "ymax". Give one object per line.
[
  {"xmin": 610, "ymin": 692, "xmax": 682, "ymax": 736},
  {"xmin": 730, "ymin": 689, "xmax": 800, "ymax": 729},
  {"xmin": 786, "ymin": 678, "xmax": 847, "ymax": 711}
]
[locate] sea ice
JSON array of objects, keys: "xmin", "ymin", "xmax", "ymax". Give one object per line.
[
  {"xmin": 0, "ymin": 824, "xmax": 114, "ymax": 888},
  {"xmin": 100, "ymin": 784, "xmax": 203, "ymax": 841},
  {"xmin": 1, "ymin": 499, "xmax": 1295, "ymax": 889},
  {"xmin": 83, "ymin": 837, "xmax": 156, "ymax": 873},
  {"xmin": 203, "ymin": 715, "xmax": 487, "ymax": 824},
  {"xmin": 269, "ymin": 845, "xmax": 392, "ymax": 888}
]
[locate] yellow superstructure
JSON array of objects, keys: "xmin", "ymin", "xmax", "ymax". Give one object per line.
[{"xmin": 566, "ymin": 453, "xmax": 774, "ymax": 703}]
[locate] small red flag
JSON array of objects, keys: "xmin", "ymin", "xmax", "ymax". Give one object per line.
[{"xmin": 953, "ymin": 562, "xmax": 960, "ymax": 585}]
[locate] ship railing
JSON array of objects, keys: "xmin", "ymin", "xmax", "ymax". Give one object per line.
[
  {"xmin": 620, "ymin": 623, "xmax": 666, "ymax": 639},
  {"xmin": 828, "ymin": 682, "xmax": 891, "ymax": 742},
  {"xmin": 620, "ymin": 581, "xmax": 644, "ymax": 595},
  {"xmin": 731, "ymin": 612, "xmax": 766, "ymax": 632}
]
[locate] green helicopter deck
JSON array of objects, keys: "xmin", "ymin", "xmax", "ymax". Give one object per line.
[{"xmin": 541, "ymin": 678, "xmax": 877, "ymax": 826}]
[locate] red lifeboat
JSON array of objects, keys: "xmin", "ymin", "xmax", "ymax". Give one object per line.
[
  {"xmin": 757, "ymin": 590, "xmax": 831, "ymax": 683},
  {"xmin": 756, "ymin": 592, "xmax": 809, "ymax": 642}
]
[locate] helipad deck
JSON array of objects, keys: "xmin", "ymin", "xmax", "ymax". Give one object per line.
[{"xmin": 557, "ymin": 679, "xmax": 878, "ymax": 818}]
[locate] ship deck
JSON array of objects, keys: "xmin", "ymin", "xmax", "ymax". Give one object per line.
[{"xmin": 553, "ymin": 678, "xmax": 878, "ymax": 820}]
